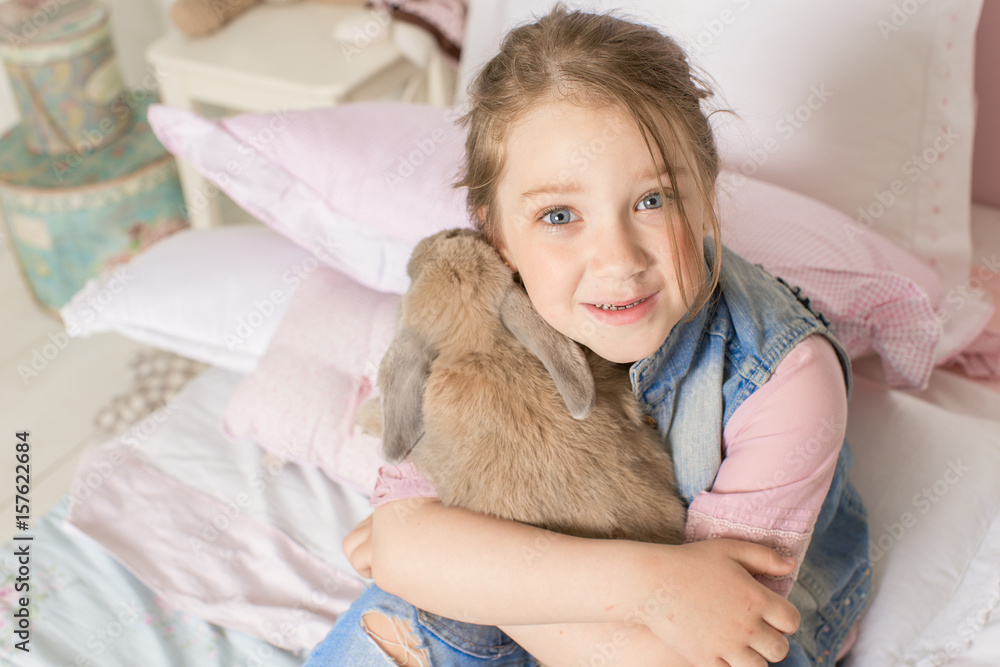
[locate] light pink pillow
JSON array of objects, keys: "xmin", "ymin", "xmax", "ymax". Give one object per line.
[
  {"xmin": 222, "ymin": 265, "xmax": 399, "ymax": 495},
  {"xmin": 148, "ymin": 102, "xmax": 999, "ymax": 389},
  {"xmin": 148, "ymin": 103, "xmax": 467, "ymax": 294}
]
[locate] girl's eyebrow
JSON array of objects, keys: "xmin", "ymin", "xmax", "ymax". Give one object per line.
[
  {"xmin": 643, "ymin": 165, "xmax": 688, "ymax": 181},
  {"xmin": 520, "ymin": 182, "xmax": 583, "ymax": 200},
  {"xmin": 520, "ymin": 166, "xmax": 687, "ymax": 201}
]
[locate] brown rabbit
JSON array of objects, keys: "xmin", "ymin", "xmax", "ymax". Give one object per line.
[{"xmin": 370, "ymin": 228, "xmax": 687, "ymax": 544}]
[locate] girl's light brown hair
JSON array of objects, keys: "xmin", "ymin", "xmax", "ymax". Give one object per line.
[{"xmin": 454, "ymin": 3, "xmax": 724, "ymax": 318}]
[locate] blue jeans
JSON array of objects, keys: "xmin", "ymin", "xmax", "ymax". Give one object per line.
[
  {"xmin": 304, "ymin": 583, "xmax": 818, "ymax": 666},
  {"xmin": 303, "ymin": 583, "xmax": 540, "ymax": 666}
]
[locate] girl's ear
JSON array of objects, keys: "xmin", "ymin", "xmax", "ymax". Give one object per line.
[
  {"xmin": 478, "ymin": 205, "xmax": 518, "ymax": 272},
  {"xmin": 499, "ymin": 246, "xmax": 517, "ymax": 273}
]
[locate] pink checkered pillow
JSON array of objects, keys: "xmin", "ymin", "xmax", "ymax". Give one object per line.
[
  {"xmin": 715, "ymin": 173, "xmax": 945, "ymax": 388},
  {"xmin": 222, "ymin": 266, "xmax": 399, "ymax": 495},
  {"xmin": 148, "ymin": 102, "xmax": 999, "ymax": 389}
]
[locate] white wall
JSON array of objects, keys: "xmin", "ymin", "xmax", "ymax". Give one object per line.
[{"xmin": 0, "ymin": 0, "xmax": 172, "ymax": 137}]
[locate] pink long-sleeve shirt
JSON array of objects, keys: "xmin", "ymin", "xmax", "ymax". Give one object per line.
[{"xmin": 368, "ymin": 334, "xmax": 858, "ymax": 656}]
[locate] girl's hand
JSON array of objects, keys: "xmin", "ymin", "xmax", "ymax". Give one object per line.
[
  {"xmin": 343, "ymin": 514, "xmax": 375, "ymax": 578},
  {"xmin": 634, "ymin": 538, "xmax": 800, "ymax": 666}
]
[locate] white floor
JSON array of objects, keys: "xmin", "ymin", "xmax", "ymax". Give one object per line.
[{"xmin": 0, "ymin": 231, "xmax": 148, "ymax": 546}]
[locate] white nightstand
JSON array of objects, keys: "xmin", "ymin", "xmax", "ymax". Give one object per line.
[{"xmin": 147, "ymin": 2, "xmax": 451, "ymax": 228}]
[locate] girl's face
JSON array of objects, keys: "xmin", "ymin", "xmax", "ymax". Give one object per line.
[{"xmin": 492, "ymin": 99, "xmax": 708, "ymax": 364}]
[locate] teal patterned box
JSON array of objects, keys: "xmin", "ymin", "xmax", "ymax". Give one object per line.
[
  {"xmin": 0, "ymin": 93, "xmax": 188, "ymax": 313},
  {"xmin": 0, "ymin": 0, "xmax": 130, "ymax": 156}
]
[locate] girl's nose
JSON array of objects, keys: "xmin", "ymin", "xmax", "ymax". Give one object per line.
[{"xmin": 588, "ymin": 218, "xmax": 647, "ymax": 281}]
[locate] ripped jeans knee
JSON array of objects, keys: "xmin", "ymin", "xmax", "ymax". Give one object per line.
[
  {"xmin": 362, "ymin": 611, "xmax": 431, "ymax": 666},
  {"xmin": 304, "ymin": 583, "xmax": 541, "ymax": 666}
]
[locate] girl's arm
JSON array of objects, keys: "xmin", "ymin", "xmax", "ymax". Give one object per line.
[
  {"xmin": 363, "ymin": 497, "xmax": 800, "ymax": 665},
  {"xmin": 686, "ymin": 335, "xmax": 849, "ymax": 596}
]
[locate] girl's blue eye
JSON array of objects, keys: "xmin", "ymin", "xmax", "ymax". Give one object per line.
[
  {"xmin": 540, "ymin": 207, "xmax": 577, "ymax": 225},
  {"xmin": 637, "ymin": 192, "xmax": 667, "ymax": 210}
]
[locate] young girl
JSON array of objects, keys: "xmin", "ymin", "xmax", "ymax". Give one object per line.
[{"xmin": 305, "ymin": 5, "xmax": 872, "ymax": 666}]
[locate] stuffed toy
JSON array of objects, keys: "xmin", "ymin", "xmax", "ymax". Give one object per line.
[{"xmin": 169, "ymin": 0, "xmax": 363, "ymax": 38}]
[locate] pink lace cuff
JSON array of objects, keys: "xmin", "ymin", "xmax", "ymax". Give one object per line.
[{"xmin": 685, "ymin": 508, "xmax": 814, "ymax": 598}]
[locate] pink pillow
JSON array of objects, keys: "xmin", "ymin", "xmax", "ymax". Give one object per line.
[
  {"xmin": 716, "ymin": 174, "xmax": 946, "ymax": 388},
  {"xmin": 148, "ymin": 103, "xmax": 467, "ymax": 294},
  {"xmin": 148, "ymin": 102, "xmax": 999, "ymax": 389},
  {"xmin": 222, "ymin": 266, "xmax": 399, "ymax": 495}
]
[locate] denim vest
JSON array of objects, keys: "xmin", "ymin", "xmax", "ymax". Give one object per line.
[{"xmin": 630, "ymin": 241, "xmax": 873, "ymax": 664}]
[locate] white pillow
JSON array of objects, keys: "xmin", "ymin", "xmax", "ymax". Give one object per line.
[
  {"xmin": 457, "ymin": 0, "xmax": 983, "ymax": 294},
  {"xmin": 60, "ymin": 225, "xmax": 312, "ymax": 372},
  {"xmin": 844, "ymin": 369, "xmax": 1000, "ymax": 665}
]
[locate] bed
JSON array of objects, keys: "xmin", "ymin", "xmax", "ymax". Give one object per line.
[{"xmin": 3, "ymin": 1, "xmax": 1000, "ymax": 665}]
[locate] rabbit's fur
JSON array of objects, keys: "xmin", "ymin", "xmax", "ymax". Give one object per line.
[{"xmin": 370, "ymin": 228, "xmax": 687, "ymax": 544}]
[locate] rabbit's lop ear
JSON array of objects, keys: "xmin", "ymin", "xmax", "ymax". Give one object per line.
[
  {"xmin": 378, "ymin": 326, "xmax": 433, "ymax": 463},
  {"xmin": 500, "ymin": 286, "xmax": 595, "ymax": 419}
]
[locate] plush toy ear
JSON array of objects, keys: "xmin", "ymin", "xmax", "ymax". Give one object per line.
[
  {"xmin": 377, "ymin": 326, "xmax": 434, "ymax": 463},
  {"xmin": 499, "ymin": 285, "xmax": 595, "ymax": 419}
]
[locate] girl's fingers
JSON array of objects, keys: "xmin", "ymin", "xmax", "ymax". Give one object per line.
[
  {"xmin": 710, "ymin": 540, "xmax": 802, "ymax": 638},
  {"xmin": 725, "ymin": 540, "xmax": 797, "ymax": 577},
  {"xmin": 343, "ymin": 514, "xmax": 375, "ymax": 577},
  {"xmin": 763, "ymin": 598, "xmax": 801, "ymax": 636},
  {"xmin": 342, "ymin": 514, "xmax": 372, "ymax": 553},
  {"xmin": 748, "ymin": 624, "xmax": 792, "ymax": 663},
  {"xmin": 725, "ymin": 647, "xmax": 770, "ymax": 667}
]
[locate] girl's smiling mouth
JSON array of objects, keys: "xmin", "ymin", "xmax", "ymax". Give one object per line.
[
  {"xmin": 585, "ymin": 292, "xmax": 658, "ymax": 324},
  {"xmin": 593, "ymin": 297, "xmax": 648, "ymax": 311}
]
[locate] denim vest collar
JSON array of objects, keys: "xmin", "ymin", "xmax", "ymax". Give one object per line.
[{"xmin": 629, "ymin": 240, "xmax": 852, "ymax": 504}]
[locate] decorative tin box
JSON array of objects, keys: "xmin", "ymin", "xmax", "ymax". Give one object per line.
[
  {"xmin": 0, "ymin": 0, "xmax": 129, "ymax": 155},
  {"xmin": 0, "ymin": 94, "xmax": 188, "ymax": 313}
]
